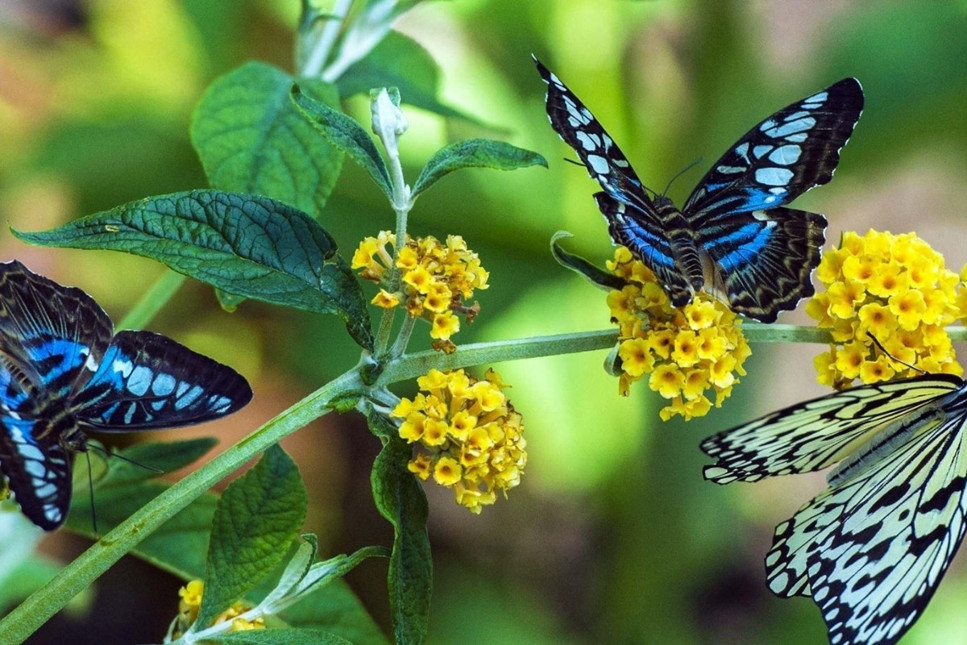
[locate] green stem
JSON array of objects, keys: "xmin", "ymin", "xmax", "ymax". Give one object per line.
[
  {"xmin": 0, "ymin": 369, "xmax": 364, "ymax": 643},
  {"xmin": 116, "ymin": 269, "xmax": 186, "ymax": 331},
  {"xmin": 378, "ymin": 329, "xmax": 618, "ymax": 385}
]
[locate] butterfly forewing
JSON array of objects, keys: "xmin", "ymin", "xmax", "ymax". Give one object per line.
[
  {"xmin": 684, "ymin": 78, "xmax": 864, "ymax": 220},
  {"xmin": 702, "ymin": 375, "xmax": 963, "ymax": 483},
  {"xmin": 703, "ymin": 377, "xmax": 967, "ymax": 645},
  {"xmin": 74, "ymin": 330, "xmax": 252, "ymax": 430},
  {"xmin": 0, "ymin": 261, "xmax": 112, "ymax": 399}
]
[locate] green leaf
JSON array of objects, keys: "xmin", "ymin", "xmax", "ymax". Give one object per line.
[
  {"xmin": 291, "ymin": 84, "xmax": 392, "ymax": 199},
  {"xmin": 95, "ymin": 438, "xmax": 217, "ymax": 486},
  {"xmin": 336, "ymin": 31, "xmax": 481, "ymax": 124},
  {"xmin": 191, "ymin": 61, "xmax": 345, "ymax": 217},
  {"xmin": 197, "ymin": 445, "xmax": 308, "ymax": 628},
  {"xmin": 14, "ymin": 190, "xmax": 374, "ymax": 350},
  {"xmin": 412, "ymin": 138, "xmax": 547, "ymax": 197},
  {"xmin": 550, "ymin": 231, "xmax": 626, "ymax": 291},
  {"xmin": 278, "ymin": 580, "xmax": 390, "ymax": 645},
  {"xmin": 367, "ymin": 411, "xmax": 431, "ymax": 645},
  {"xmin": 66, "ymin": 459, "xmax": 219, "ymax": 580},
  {"xmin": 203, "ymin": 629, "xmax": 351, "ymax": 645}
]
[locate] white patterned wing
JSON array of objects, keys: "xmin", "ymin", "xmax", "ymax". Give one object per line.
[
  {"xmin": 765, "ymin": 390, "xmax": 967, "ymax": 645},
  {"xmin": 702, "ymin": 375, "xmax": 962, "ymax": 484}
]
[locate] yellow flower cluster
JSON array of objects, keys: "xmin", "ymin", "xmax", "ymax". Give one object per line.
[
  {"xmin": 352, "ymin": 231, "xmax": 489, "ymax": 353},
  {"xmin": 606, "ymin": 247, "xmax": 751, "ymax": 421},
  {"xmin": 172, "ymin": 580, "xmax": 265, "ymax": 637},
  {"xmin": 807, "ymin": 229, "xmax": 963, "ymax": 388},
  {"xmin": 392, "ymin": 368, "xmax": 526, "ymax": 514}
]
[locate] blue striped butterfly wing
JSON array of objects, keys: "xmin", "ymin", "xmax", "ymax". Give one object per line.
[
  {"xmin": 534, "ymin": 56, "xmax": 703, "ymax": 305},
  {"xmin": 684, "ymin": 79, "xmax": 863, "ymax": 321},
  {"xmin": 74, "ymin": 330, "xmax": 252, "ymax": 431},
  {"xmin": 0, "ymin": 261, "xmax": 252, "ymax": 529},
  {"xmin": 702, "ymin": 375, "xmax": 967, "ymax": 645},
  {"xmin": 0, "ymin": 261, "xmax": 113, "ymax": 528}
]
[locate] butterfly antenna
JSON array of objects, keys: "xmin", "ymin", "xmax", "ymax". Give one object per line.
[
  {"xmin": 88, "ymin": 443, "xmax": 164, "ymax": 474},
  {"xmin": 866, "ymin": 332, "xmax": 927, "ymax": 375},
  {"xmin": 85, "ymin": 450, "xmax": 99, "ymax": 539},
  {"xmin": 563, "ymin": 156, "xmax": 584, "ymax": 167},
  {"xmin": 662, "ymin": 156, "xmax": 704, "ymax": 197}
]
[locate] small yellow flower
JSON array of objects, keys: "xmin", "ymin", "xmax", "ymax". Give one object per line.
[
  {"xmin": 809, "ymin": 229, "xmax": 965, "ymax": 387},
  {"xmin": 372, "ymin": 289, "xmax": 401, "ymax": 308},
  {"xmin": 408, "ymin": 454, "xmax": 432, "ymax": 480},
  {"xmin": 433, "ymin": 457, "xmax": 463, "ymax": 486},
  {"xmin": 649, "ymin": 364, "xmax": 685, "ymax": 399},
  {"xmin": 391, "ymin": 368, "xmax": 526, "ymax": 513}
]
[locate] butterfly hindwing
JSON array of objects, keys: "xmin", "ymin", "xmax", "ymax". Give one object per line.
[
  {"xmin": 75, "ymin": 330, "xmax": 252, "ymax": 431},
  {"xmin": 683, "ymin": 78, "xmax": 864, "ymax": 221},
  {"xmin": 700, "ymin": 207, "xmax": 827, "ymax": 320},
  {"xmin": 703, "ymin": 376, "xmax": 967, "ymax": 645},
  {"xmin": 593, "ymin": 192, "xmax": 699, "ymax": 306}
]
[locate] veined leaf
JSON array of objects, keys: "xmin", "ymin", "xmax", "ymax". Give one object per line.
[
  {"xmin": 14, "ymin": 190, "xmax": 374, "ymax": 349},
  {"xmin": 367, "ymin": 411, "xmax": 430, "ymax": 645},
  {"xmin": 291, "ymin": 85, "xmax": 393, "ymax": 199},
  {"xmin": 412, "ymin": 138, "xmax": 547, "ymax": 197},
  {"xmin": 197, "ymin": 445, "xmax": 307, "ymax": 628},
  {"xmin": 191, "ymin": 61, "xmax": 345, "ymax": 218}
]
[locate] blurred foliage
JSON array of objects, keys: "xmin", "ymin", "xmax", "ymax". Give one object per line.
[{"xmin": 3, "ymin": 0, "xmax": 967, "ymax": 644}]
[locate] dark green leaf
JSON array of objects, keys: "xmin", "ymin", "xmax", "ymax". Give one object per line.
[
  {"xmin": 198, "ymin": 445, "xmax": 308, "ymax": 628},
  {"xmin": 203, "ymin": 629, "xmax": 351, "ymax": 645},
  {"xmin": 412, "ymin": 138, "xmax": 547, "ymax": 197},
  {"xmin": 336, "ymin": 31, "xmax": 481, "ymax": 124},
  {"xmin": 550, "ymin": 231, "xmax": 626, "ymax": 290},
  {"xmin": 14, "ymin": 190, "xmax": 374, "ymax": 349},
  {"xmin": 191, "ymin": 61, "xmax": 344, "ymax": 217},
  {"xmin": 367, "ymin": 411, "xmax": 430, "ymax": 645},
  {"xmin": 96, "ymin": 438, "xmax": 217, "ymax": 487},
  {"xmin": 290, "ymin": 85, "xmax": 392, "ymax": 199}
]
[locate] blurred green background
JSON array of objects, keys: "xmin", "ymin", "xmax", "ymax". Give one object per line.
[{"xmin": 4, "ymin": 0, "xmax": 967, "ymax": 643}]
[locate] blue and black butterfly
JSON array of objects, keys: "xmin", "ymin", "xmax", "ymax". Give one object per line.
[
  {"xmin": 0, "ymin": 260, "xmax": 252, "ymax": 530},
  {"xmin": 535, "ymin": 57, "xmax": 864, "ymax": 322}
]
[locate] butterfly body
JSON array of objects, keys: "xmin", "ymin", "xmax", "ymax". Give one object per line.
[
  {"xmin": 0, "ymin": 261, "xmax": 252, "ymax": 529},
  {"xmin": 702, "ymin": 374, "xmax": 967, "ymax": 645},
  {"xmin": 535, "ymin": 56, "xmax": 863, "ymax": 322}
]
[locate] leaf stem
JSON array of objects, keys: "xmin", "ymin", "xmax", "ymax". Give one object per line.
[
  {"xmin": 301, "ymin": 0, "xmax": 355, "ymax": 78},
  {"xmin": 116, "ymin": 269, "xmax": 186, "ymax": 331},
  {"xmin": 0, "ymin": 369, "xmax": 364, "ymax": 643}
]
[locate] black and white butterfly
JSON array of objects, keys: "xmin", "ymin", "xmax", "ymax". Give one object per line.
[
  {"xmin": 535, "ymin": 56, "xmax": 863, "ymax": 322},
  {"xmin": 0, "ymin": 261, "xmax": 252, "ymax": 530},
  {"xmin": 702, "ymin": 374, "xmax": 967, "ymax": 645}
]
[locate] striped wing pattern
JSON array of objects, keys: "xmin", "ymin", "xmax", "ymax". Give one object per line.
[
  {"xmin": 535, "ymin": 56, "xmax": 863, "ymax": 322},
  {"xmin": 702, "ymin": 376, "xmax": 967, "ymax": 645},
  {"xmin": 0, "ymin": 261, "xmax": 252, "ymax": 529}
]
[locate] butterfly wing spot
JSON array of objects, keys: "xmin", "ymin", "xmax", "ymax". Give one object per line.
[
  {"xmin": 755, "ymin": 167, "xmax": 795, "ymax": 187},
  {"xmin": 768, "ymin": 145, "xmax": 803, "ymax": 165}
]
